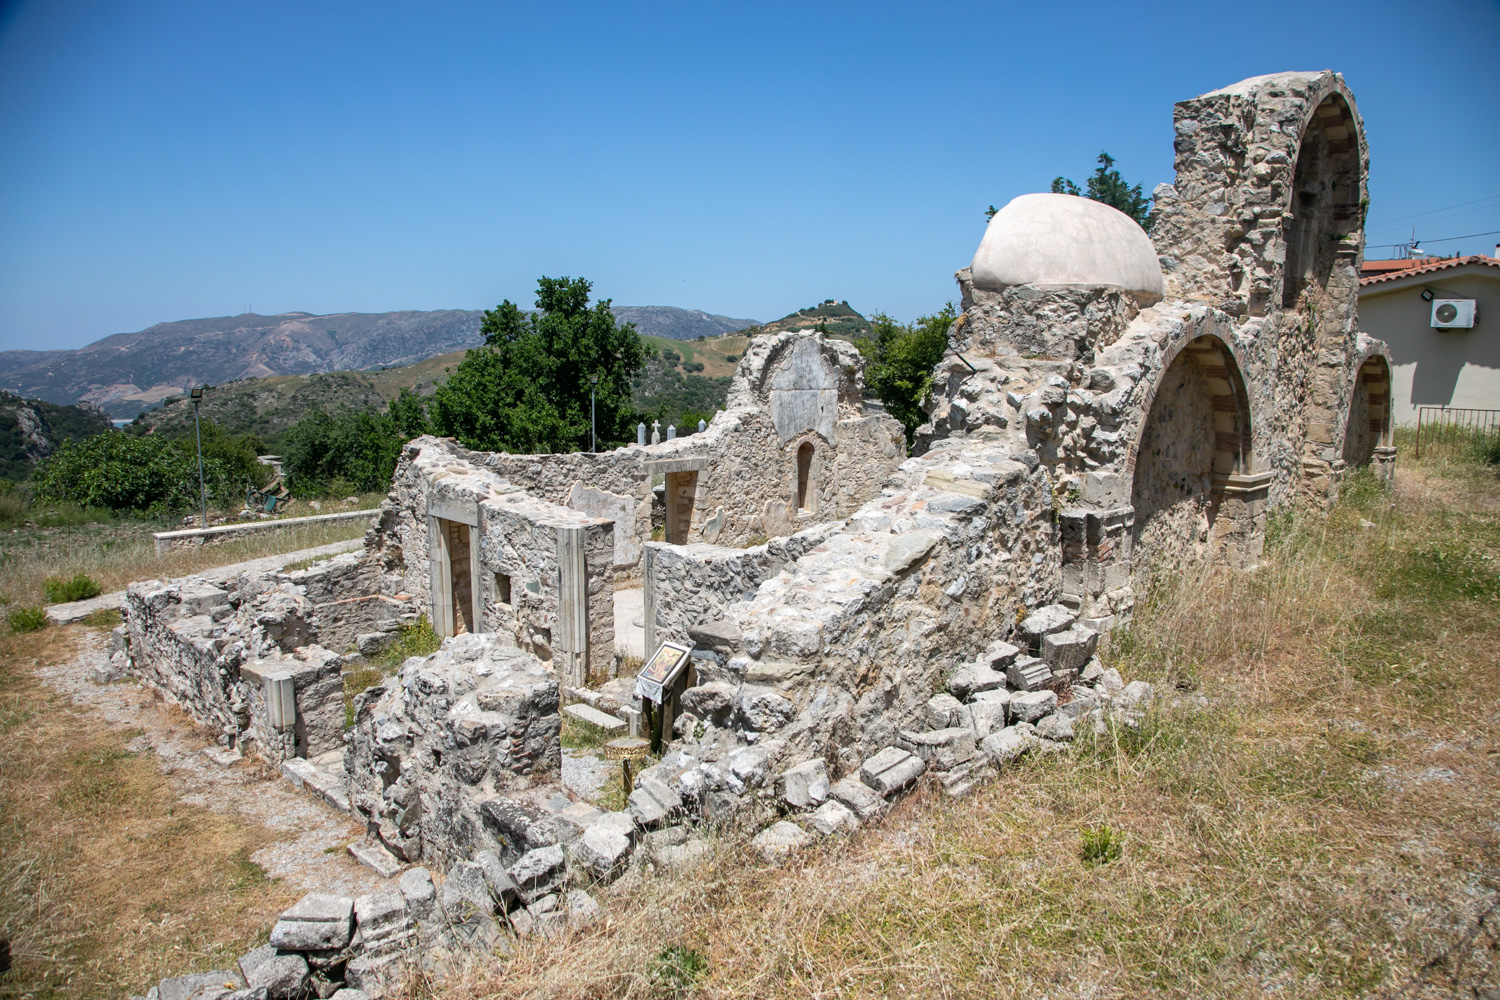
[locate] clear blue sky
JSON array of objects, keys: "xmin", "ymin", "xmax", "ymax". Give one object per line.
[{"xmin": 2, "ymin": 0, "xmax": 1497, "ymax": 352}]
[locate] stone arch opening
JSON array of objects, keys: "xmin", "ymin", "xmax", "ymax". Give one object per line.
[
  {"xmin": 1342, "ymin": 353, "xmax": 1393, "ymax": 468},
  {"xmin": 795, "ymin": 441, "xmax": 815, "ymax": 511},
  {"xmin": 1128, "ymin": 334, "xmax": 1255, "ymax": 577},
  {"xmin": 1282, "ymin": 92, "xmax": 1362, "ymax": 310}
]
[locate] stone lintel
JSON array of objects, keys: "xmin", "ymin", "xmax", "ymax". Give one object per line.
[{"xmin": 645, "ymin": 456, "xmax": 709, "ymax": 474}]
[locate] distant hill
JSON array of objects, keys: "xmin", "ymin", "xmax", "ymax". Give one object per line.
[
  {"xmin": 3, "ymin": 305, "xmax": 762, "ymax": 420},
  {"xmin": 0, "ymin": 391, "xmax": 113, "ymax": 481},
  {"xmin": 736, "ymin": 299, "xmax": 871, "ymax": 340}
]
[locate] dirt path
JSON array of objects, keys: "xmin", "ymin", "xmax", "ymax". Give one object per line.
[{"xmin": 39, "ymin": 627, "xmax": 388, "ymax": 898}]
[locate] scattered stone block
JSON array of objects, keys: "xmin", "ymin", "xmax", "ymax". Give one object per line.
[
  {"xmin": 1035, "ymin": 713, "xmax": 1075, "ymax": 742},
  {"xmin": 829, "ymin": 776, "xmax": 886, "ymax": 820},
  {"xmin": 1059, "ymin": 688, "xmax": 1097, "ymax": 720},
  {"xmin": 939, "ymin": 758, "xmax": 995, "ymax": 798},
  {"xmin": 968, "ymin": 690, "xmax": 1010, "ymax": 737},
  {"xmin": 1041, "ymin": 626, "xmax": 1098, "ymax": 674},
  {"xmin": 1098, "ymin": 667, "xmax": 1124, "ymax": 696},
  {"xmin": 753, "ymin": 820, "xmax": 814, "ymax": 860},
  {"xmin": 566, "ymin": 889, "xmax": 603, "ymax": 925},
  {"xmin": 268, "ymin": 893, "xmax": 354, "ymax": 952},
  {"xmin": 1119, "ymin": 680, "xmax": 1155, "ymax": 706},
  {"xmin": 882, "ymin": 531, "xmax": 938, "ymax": 573},
  {"xmin": 980, "ymin": 725, "xmax": 1038, "ymax": 765},
  {"xmin": 1010, "ymin": 689, "xmax": 1058, "ymax": 724},
  {"xmin": 899, "ymin": 727, "xmax": 977, "ymax": 769},
  {"xmin": 398, "ymin": 867, "xmax": 436, "ymax": 919},
  {"xmin": 508, "ymin": 844, "xmax": 566, "ymax": 903},
  {"xmin": 981, "ymin": 640, "xmax": 1021, "ymax": 670},
  {"xmin": 563, "ymin": 702, "xmax": 628, "ymax": 735},
  {"xmin": 441, "ymin": 861, "xmax": 496, "ymax": 918},
  {"xmin": 859, "ymin": 747, "xmax": 925, "ymax": 796},
  {"xmin": 473, "ymin": 850, "xmax": 520, "ymax": 907},
  {"xmin": 1006, "ymin": 656, "xmax": 1051, "ymax": 691},
  {"xmin": 1018, "ymin": 604, "xmax": 1077, "ymax": 643},
  {"xmin": 158, "ymin": 971, "xmax": 246, "ymax": 1000},
  {"xmin": 924, "ymin": 693, "xmax": 967, "ymax": 730},
  {"xmin": 572, "ymin": 824, "xmax": 632, "ymax": 881},
  {"xmin": 808, "ymin": 799, "xmax": 859, "ymax": 836},
  {"xmin": 1080, "ymin": 656, "xmax": 1106, "ymax": 684},
  {"xmin": 237, "ymin": 945, "xmax": 308, "ymax": 1000},
  {"xmin": 348, "ymin": 840, "xmax": 401, "ymax": 878},
  {"xmin": 777, "ymin": 758, "xmax": 829, "ymax": 809},
  {"xmin": 628, "ymin": 777, "xmax": 682, "ymax": 827}
]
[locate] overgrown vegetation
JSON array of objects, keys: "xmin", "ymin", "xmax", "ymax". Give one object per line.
[
  {"xmin": 43, "ymin": 572, "xmax": 102, "ymax": 604},
  {"xmin": 987, "ymin": 151, "xmax": 1155, "ymax": 230},
  {"xmin": 281, "ymin": 388, "xmax": 428, "ymax": 497},
  {"xmin": 858, "ymin": 305, "xmax": 956, "ymax": 445}
]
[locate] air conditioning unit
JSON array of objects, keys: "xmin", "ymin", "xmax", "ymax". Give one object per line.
[{"xmin": 1431, "ymin": 298, "xmax": 1477, "ymax": 329}]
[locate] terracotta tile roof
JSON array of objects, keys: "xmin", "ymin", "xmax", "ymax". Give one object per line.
[
  {"xmin": 1359, "ymin": 254, "xmax": 1500, "ymax": 286},
  {"xmin": 1360, "ymin": 258, "xmax": 1425, "ymax": 275}
]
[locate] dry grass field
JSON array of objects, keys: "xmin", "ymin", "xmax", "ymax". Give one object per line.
[{"xmin": 0, "ymin": 442, "xmax": 1495, "ymax": 999}]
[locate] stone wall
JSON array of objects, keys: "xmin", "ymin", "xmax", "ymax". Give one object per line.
[{"xmin": 344, "ymin": 632, "xmax": 563, "ymax": 868}]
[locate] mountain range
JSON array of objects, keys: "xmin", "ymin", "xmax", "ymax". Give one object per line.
[{"xmin": 1, "ymin": 305, "xmax": 760, "ymax": 419}]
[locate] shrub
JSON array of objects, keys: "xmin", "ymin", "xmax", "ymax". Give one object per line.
[
  {"xmin": 44, "ymin": 573, "xmax": 103, "ymax": 604},
  {"xmin": 650, "ymin": 945, "xmax": 709, "ymax": 991},
  {"xmin": 7, "ymin": 605, "xmax": 50, "ymax": 633},
  {"xmin": 1080, "ymin": 825, "xmax": 1123, "ymax": 866}
]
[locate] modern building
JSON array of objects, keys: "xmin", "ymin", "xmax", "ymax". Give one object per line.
[{"xmin": 1358, "ymin": 251, "xmax": 1500, "ymax": 424}]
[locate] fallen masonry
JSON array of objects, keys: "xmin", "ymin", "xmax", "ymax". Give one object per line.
[{"xmin": 113, "ymin": 68, "xmax": 1396, "ymax": 997}]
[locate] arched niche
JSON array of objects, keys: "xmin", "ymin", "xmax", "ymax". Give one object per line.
[
  {"xmin": 1127, "ymin": 334, "xmax": 1263, "ymax": 579},
  {"xmin": 795, "ymin": 440, "xmax": 815, "ymax": 511},
  {"xmin": 1282, "ymin": 93, "xmax": 1363, "ymax": 311},
  {"xmin": 1342, "ymin": 353, "xmax": 1393, "ymax": 468}
]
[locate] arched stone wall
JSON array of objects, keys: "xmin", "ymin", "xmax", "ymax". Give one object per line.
[
  {"xmin": 1341, "ymin": 348, "xmax": 1394, "ymax": 472},
  {"xmin": 1282, "ymin": 93, "xmax": 1363, "ymax": 310}
]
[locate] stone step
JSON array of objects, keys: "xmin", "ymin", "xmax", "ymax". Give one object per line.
[
  {"xmin": 348, "ymin": 840, "xmax": 402, "ymax": 878},
  {"xmin": 562, "ymin": 703, "xmax": 628, "ymax": 734}
]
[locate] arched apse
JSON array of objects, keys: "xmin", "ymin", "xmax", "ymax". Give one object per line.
[
  {"xmin": 1342, "ymin": 353, "xmax": 1392, "ymax": 469},
  {"xmin": 1127, "ymin": 334, "xmax": 1254, "ymax": 579},
  {"xmin": 1282, "ymin": 92, "xmax": 1363, "ymax": 311}
]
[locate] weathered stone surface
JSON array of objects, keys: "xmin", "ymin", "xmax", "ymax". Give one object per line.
[
  {"xmin": 882, "ymin": 532, "xmax": 938, "ymax": 573},
  {"xmin": 1019, "ymin": 604, "xmax": 1077, "ymax": 642},
  {"xmin": 899, "ymin": 727, "xmax": 977, "ymax": 769},
  {"xmin": 1035, "ymin": 713, "xmax": 1076, "ymax": 742},
  {"xmin": 924, "ymin": 693, "xmax": 967, "ymax": 730},
  {"xmin": 566, "ymin": 889, "xmax": 603, "ymax": 925},
  {"xmin": 473, "ymin": 849, "xmax": 520, "ymax": 906},
  {"xmin": 330, "ymin": 990, "xmax": 373, "ymax": 1000},
  {"xmin": 398, "ymin": 867, "xmax": 436, "ymax": 919},
  {"xmin": 237, "ymin": 946, "xmax": 307, "ymax": 1000},
  {"xmin": 572, "ymin": 824, "xmax": 632, "ymax": 881},
  {"xmin": 441, "ymin": 861, "xmax": 496, "ymax": 918},
  {"xmin": 981, "ymin": 640, "xmax": 1021, "ymax": 670},
  {"xmin": 508, "ymin": 845, "xmax": 567, "ymax": 903},
  {"xmin": 628, "ymin": 777, "xmax": 683, "ymax": 827},
  {"xmin": 733, "ymin": 685, "xmax": 795, "ymax": 732},
  {"xmin": 1041, "ymin": 626, "xmax": 1099, "ymax": 674},
  {"xmin": 1009, "ymin": 690, "xmax": 1058, "ymax": 724},
  {"xmin": 680, "ymin": 681, "xmax": 736, "ymax": 721},
  {"xmin": 752, "ymin": 820, "xmax": 814, "ymax": 860},
  {"xmin": 1006, "ymin": 656, "xmax": 1051, "ymax": 692},
  {"xmin": 347, "ymin": 840, "xmax": 401, "ymax": 878},
  {"xmin": 859, "ymin": 747, "xmax": 925, "ymax": 796},
  {"xmin": 968, "ymin": 689, "xmax": 1011, "ymax": 737},
  {"xmin": 563, "ymin": 702, "xmax": 627, "ymax": 734},
  {"xmin": 268, "ymin": 894, "xmax": 354, "ymax": 951},
  {"xmin": 777, "ymin": 758, "xmax": 829, "ymax": 809},
  {"xmin": 808, "ymin": 799, "xmax": 859, "ymax": 836},
  {"xmin": 1119, "ymin": 680, "xmax": 1156, "ymax": 706},
  {"xmin": 981, "ymin": 725, "xmax": 1038, "ymax": 765},
  {"xmin": 829, "ymin": 776, "xmax": 886, "ymax": 820},
  {"xmin": 158, "ymin": 971, "xmax": 247, "ymax": 1000}
]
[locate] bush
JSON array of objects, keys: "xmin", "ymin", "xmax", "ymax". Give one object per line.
[
  {"xmin": 1080, "ymin": 825, "xmax": 1123, "ymax": 866},
  {"xmin": 44, "ymin": 573, "xmax": 103, "ymax": 604},
  {"xmin": 7, "ymin": 605, "xmax": 49, "ymax": 633}
]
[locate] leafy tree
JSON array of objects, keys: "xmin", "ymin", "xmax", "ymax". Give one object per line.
[
  {"xmin": 386, "ymin": 387, "xmax": 430, "ymax": 439},
  {"xmin": 430, "ymin": 277, "xmax": 646, "ymax": 453},
  {"xmin": 1051, "ymin": 151, "xmax": 1153, "ymax": 230},
  {"xmin": 282, "ymin": 408, "xmax": 405, "ymax": 497},
  {"xmin": 34, "ymin": 425, "xmax": 265, "ymax": 514},
  {"xmin": 858, "ymin": 305, "xmax": 956, "ymax": 447}
]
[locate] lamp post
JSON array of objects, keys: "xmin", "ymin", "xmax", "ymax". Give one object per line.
[
  {"xmin": 590, "ymin": 374, "xmax": 599, "ymax": 452},
  {"xmin": 190, "ymin": 385, "xmax": 207, "ymax": 529}
]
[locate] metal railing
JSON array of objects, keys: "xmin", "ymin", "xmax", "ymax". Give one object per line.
[{"xmin": 1413, "ymin": 406, "xmax": 1500, "ymax": 459}]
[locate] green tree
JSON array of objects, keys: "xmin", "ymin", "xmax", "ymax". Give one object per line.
[
  {"xmin": 859, "ymin": 305, "xmax": 956, "ymax": 447},
  {"xmin": 34, "ymin": 425, "xmax": 265, "ymax": 514},
  {"xmin": 282, "ymin": 408, "xmax": 405, "ymax": 497},
  {"xmin": 1051, "ymin": 151, "xmax": 1153, "ymax": 230},
  {"xmin": 430, "ymin": 277, "xmax": 647, "ymax": 453}
]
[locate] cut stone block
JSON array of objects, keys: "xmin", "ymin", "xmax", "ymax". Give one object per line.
[
  {"xmin": 969, "ymin": 690, "xmax": 1010, "ymax": 737},
  {"xmin": 752, "ymin": 820, "xmax": 814, "ymax": 860},
  {"xmin": 808, "ymin": 799, "xmax": 859, "ymax": 836},
  {"xmin": 980, "ymin": 725, "xmax": 1038, "ymax": 765},
  {"xmin": 563, "ymin": 702, "xmax": 628, "ymax": 734},
  {"xmin": 829, "ymin": 776, "xmax": 886, "ymax": 820},
  {"xmin": 238, "ymin": 944, "xmax": 308, "ymax": 1000},
  {"xmin": 279, "ymin": 757, "xmax": 318, "ymax": 788},
  {"xmin": 158, "ymin": 971, "xmax": 246, "ymax": 1000},
  {"xmin": 1010, "ymin": 689, "xmax": 1058, "ymax": 724},
  {"xmin": 776, "ymin": 758, "xmax": 829, "ymax": 809},
  {"xmin": 1041, "ymin": 626, "xmax": 1099, "ymax": 673},
  {"xmin": 1036, "ymin": 713, "xmax": 1076, "ymax": 742},
  {"xmin": 859, "ymin": 747, "xmax": 925, "ymax": 796},
  {"xmin": 573, "ymin": 824, "xmax": 632, "ymax": 881},
  {"xmin": 924, "ymin": 693, "xmax": 965, "ymax": 729},
  {"xmin": 348, "ymin": 840, "xmax": 401, "ymax": 878},
  {"xmin": 473, "ymin": 849, "xmax": 520, "ymax": 906},
  {"xmin": 899, "ymin": 727, "xmax": 977, "ymax": 769},
  {"xmin": 1119, "ymin": 680, "xmax": 1156, "ymax": 706},
  {"xmin": 1098, "ymin": 666, "xmax": 1125, "ymax": 695},
  {"xmin": 398, "ymin": 867, "xmax": 436, "ymax": 918},
  {"xmin": 627, "ymin": 777, "xmax": 682, "ymax": 827},
  {"xmin": 1019, "ymin": 603, "xmax": 1077, "ymax": 642},
  {"xmin": 441, "ymin": 861, "xmax": 496, "ymax": 918},
  {"xmin": 268, "ymin": 893, "xmax": 354, "ymax": 951},
  {"xmin": 1006, "ymin": 656, "xmax": 1051, "ymax": 692},
  {"xmin": 1080, "ymin": 656, "xmax": 1106, "ymax": 684},
  {"xmin": 566, "ymin": 889, "xmax": 603, "ymax": 925},
  {"xmin": 508, "ymin": 844, "xmax": 567, "ymax": 903},
  {"xmin": 981, "ymin": 639, "xmax": 1021, "ymax": 669}
]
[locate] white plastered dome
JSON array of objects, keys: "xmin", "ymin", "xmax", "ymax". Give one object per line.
[{"xmin": 970, "ymin": 193, "xmax": 1164, "ymax": 303}]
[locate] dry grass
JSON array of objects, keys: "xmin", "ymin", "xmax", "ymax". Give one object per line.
[
  {"xmin": 429, "ymin": 457, "xmax": 1500, "ymax": 1000},
  {"xmin": 0, "ymin": 627, "xmax": 298, "ymax": 999},
  {"xmin": 0, "ymin": 517, "xmax": 368, "ymax": 607}
]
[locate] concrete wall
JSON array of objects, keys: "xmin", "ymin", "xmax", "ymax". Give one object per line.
[{"xmin": 1357, "ymin": 269, "xmax": 1500, "ymax": 424}]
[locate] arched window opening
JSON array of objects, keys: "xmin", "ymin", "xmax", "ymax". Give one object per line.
[
  {"xmin": 796, "ymin": 442, "xmax": 815, "ymax": 511},
  {"xmin": 1342, "ymin": 356, "xmax": 1392, "ymax": 468}
]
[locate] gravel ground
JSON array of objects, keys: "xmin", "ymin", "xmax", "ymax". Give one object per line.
[
  {"xmin": 38, "ymin": 628, "xmax": 390, "ymax": 897},
  {"xmin": 562, "ymin": 746, "xmax": 612, "ymax": 801}
]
